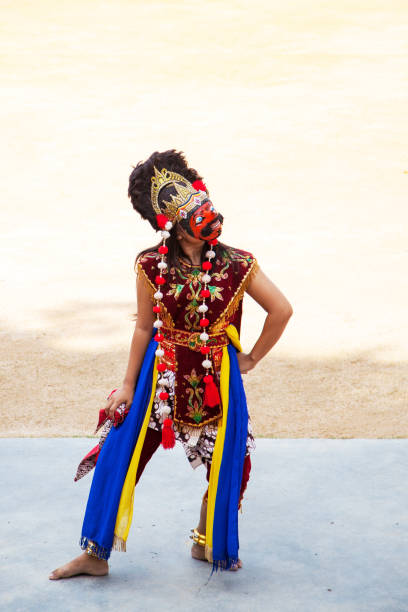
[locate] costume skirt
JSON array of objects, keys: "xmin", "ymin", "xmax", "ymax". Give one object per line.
[{"xmin": 148, "ymin": 368, "xmax": 256, "ymax": 469}]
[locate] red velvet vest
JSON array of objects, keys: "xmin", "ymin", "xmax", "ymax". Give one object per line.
[{"xmin": 136, "ymin": 245, "xmax": 259, "ymax": 429}]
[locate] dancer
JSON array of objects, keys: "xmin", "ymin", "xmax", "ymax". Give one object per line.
[{"xmin": 49, "ymin": 149, "xmax": 293, "ymax": 580}]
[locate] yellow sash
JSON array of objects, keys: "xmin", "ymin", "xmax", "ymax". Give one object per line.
[
  {"xmin": 113, "ymin": 356, "xmax": 158, "ymax": 550},
  {"xmin": 205, "ymin": 323, "xmax": 241, "ymax": 561}
]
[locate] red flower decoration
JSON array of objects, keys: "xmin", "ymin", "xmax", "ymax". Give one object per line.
[
  {"xmin": 156, "ymin": 214, "xmax": 170, "ymax": 229},
  {"xmin": 192, "ymin": 179, "xmax": 208, "ymax": 193}
]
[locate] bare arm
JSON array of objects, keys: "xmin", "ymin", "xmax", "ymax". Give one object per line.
[
  {"xmin": 238, "ymin": 266, "xmax": 293, "ymax": 373},
  {"xmin": 105, "ymin": 270, "xmax": 155, "ymax": 417}
]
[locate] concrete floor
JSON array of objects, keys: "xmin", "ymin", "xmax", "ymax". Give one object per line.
[
  {"xmin": 2, "ymin": 2, "xmax": 407, "ymax": 442},
  {"xmin": 0, "ymin": 438, "xmax": 407, "ymax": 612}
]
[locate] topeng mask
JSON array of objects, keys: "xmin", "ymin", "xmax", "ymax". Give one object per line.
[
  {"xmin": 150, "ymin": 167, "xmax": 223, "ymax": 242},
  {"xmin": 177, "ymin": 193, "xmax": 223, "ymax": 241}
]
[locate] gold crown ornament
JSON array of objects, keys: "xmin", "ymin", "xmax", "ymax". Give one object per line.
[{"xmin": 150, "ymin": 166, "xmax": 207, "ymax": 222}]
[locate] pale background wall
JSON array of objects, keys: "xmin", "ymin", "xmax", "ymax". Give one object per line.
[{"xmin": 1, "ymin": 1, "xmax": 406, "ymax": 436}]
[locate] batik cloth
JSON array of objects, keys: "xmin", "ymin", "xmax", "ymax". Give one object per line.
[
  {"xmin": 148, "ymin": 367, "xmax": 256, "ymax": 469},
  {"xmin": 74, "ymin": 346, "xmax": 256, "ymax": 481}
]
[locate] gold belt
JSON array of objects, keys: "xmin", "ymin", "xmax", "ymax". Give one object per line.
[{"xmin": 160, "ymin": 325, "xmax": 229, "ymax": 352}]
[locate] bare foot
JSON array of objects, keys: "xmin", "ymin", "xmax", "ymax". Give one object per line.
[
  {"xmin": 49, "ymin": 552, "xmax": 109, "ymax": 580},
  {"xmin": 191, "ymin": 544, "xmax": 243, "ymax": 570}
]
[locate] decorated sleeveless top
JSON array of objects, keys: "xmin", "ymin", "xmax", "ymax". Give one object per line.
[{"xmin": 135, "ymin": 245, "xmax": 259, "ymax": 429}]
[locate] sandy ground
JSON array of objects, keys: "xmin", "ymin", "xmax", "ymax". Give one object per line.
[{"xmin": 1, "ymin": 1, "xmax": 407, "ymax": 438}]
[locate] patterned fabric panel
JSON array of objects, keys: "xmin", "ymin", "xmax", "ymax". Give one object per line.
[
  {"xmin": 135, "ymin": 244, "xmax": 259, "ymax": 428},
  {"xmin": 148, "ymin": 368, "xmax": 256, "ymax": 469}
]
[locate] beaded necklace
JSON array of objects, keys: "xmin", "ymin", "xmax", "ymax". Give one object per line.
[{"xmin": 151, "ymin": 196, "xmax": 222, "ymax": 448}]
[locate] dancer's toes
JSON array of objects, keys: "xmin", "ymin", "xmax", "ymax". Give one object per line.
[
  {"xmin": 229, "ymin": 558, "xmax": 243, "ymax": 571},
  {"xmin": 49, "ymin": 570, "xmax": 59, "ymax": 580}
]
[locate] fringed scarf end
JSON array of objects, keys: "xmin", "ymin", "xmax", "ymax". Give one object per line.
[
  {"xmin": 79, "ymin": 536, "xmax": 110, "ymax": 561},
  {"xmin": 112, "ymin": 535, "xmax": 127, "ymax": 552},
  {"xmin": 205, "ymin": 544, "xmax": 213, "ymax": 563},
  {"xmin": 211, "ymin": 556, "xmax": 240, "ymax": 573}
]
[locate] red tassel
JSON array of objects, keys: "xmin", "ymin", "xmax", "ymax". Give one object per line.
[
  {"xmin": 156, "ymin": 214, "xmax": 170, "ymax": 229},
  {"xmin": 161, "ymin": 418, "xmax": 176, "ymax": 449},
  {"xmin": 192, "ymin": 179, "xmax": 208, "ymax": 194},
  {"xmin": 203, "ymin": 374, "xmax": 221, "ymax": 408}
]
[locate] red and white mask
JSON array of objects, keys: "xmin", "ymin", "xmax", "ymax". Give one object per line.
[{"xmin": 176, "ymin": 188, "xmax": 224, "ymax": 241}]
